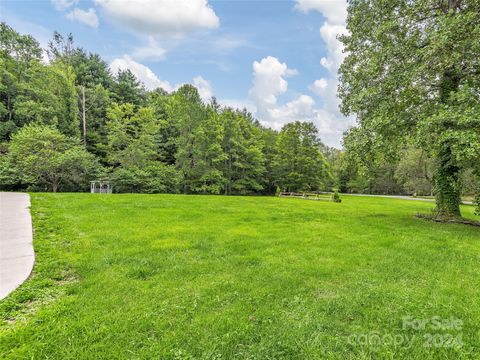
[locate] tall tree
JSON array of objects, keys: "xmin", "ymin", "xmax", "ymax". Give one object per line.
[
  {"xmin": 0, "ymin": 23, "xmax": 41, "ymax": 139},
  {"xmin": 273, "ymin": 121, "xmax": 331, "ymax": 192},
  {"xmin": 221, "ymin": 109, "xmax": 265, "ymax": 195},
  {"xmin": 170, "ymin": 84, "xmax": 207, "ymax": 194},
  {"xmin": 104, "ymin": 102, "xmax": 178, "ymax": 193},
  {"xmin": 339, "ymin": 0, "xmax": 480, "ymax": 218},
  {"xmin": 194, "ymin": 103, "xmax": 226, "ymax": 194},
  {"xmin": 47, "ymin": 31, "xmax": 74, "ymax": 64},
  {"xmin": 70, "ymin": 50, "xmax": 114, "ymax": 149},
  {"xmin": 105, "ymin": 103, "xmax": 159, "ymax": 168},
  {"xmin": 113, "ymin": 69, "xmax": 146, "ymax": 107},
  {"xmin": 258, "ymin": 127, "xmax": 278, "ymax": 194},
  {"xmin": 79, "ymin": 84, "xmax": 111, "ymax": 158},
  {"xmin": 341, "ymin": 127, "xmax": 404, "ymax": 194},
  {"xmin": 232, "ymin": 110, "xmax": 265, "ymax": 194},
  {"xmin": 147, "ymin": 89, "xmax": 178, "ymax": 164},
  {"xmin": 70, "ymin": 49, "xmax": 113, "ymax": 89},
  {"xmin": 1, "ymin": 26, "xmax": 80, "ymax": 139}
]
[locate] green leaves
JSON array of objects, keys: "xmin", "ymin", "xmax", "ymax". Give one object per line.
[
  {"xmin": 340, "ymin": 0, "xmax": 480, "ymax": 217},
  {"xmin": 111, "ymin": 163, "xmax": 179, "ymax": 194},
  {"xmin": 112, "ymin": 69, "xmax": 146, "ymax": 106},
  {"xmin": 0, "ymin": 22, "xmax": 340, "ymax": 196},
  {"xmin": 7, "ymin": 123, "xmax": 97, "ymax": 191},
  {"xmin": 105, "ymin": 103, "xmax": 160, "ymax": 168},
  {"xmin": 272, "ymin": 121, "xmax": 331, "ymax": 192},
  {"xmin": 0, "ymin": 25, "xmax": 79, "ymax": 140}
]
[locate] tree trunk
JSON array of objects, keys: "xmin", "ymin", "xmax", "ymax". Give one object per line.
[
  {"xmin": 224, "ymin": 145, "xmax": 228, "ymax": 195},
  {"xmin": 228, "ymin": 156, "xmax": 232, "ymax": 195},
  {"xmin": 433, "ymin": 67, "xmax": 462, "ymax": 218},
  {"xmin": 183, "ymin": 173, "xmax": 188, "ymax": 194},
  {"xmin": 82, "ymin": 86, "xmax": 87, "ymax": 147},
  {"xmin": 433, "ymin": 142, "xmax": 461, "ymax": 218}
]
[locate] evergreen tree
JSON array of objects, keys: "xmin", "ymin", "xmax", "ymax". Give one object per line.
[
  {"xmin": 147, "ymin": 89, "xmax": 178, "ymax": 164},
  {"xmin": 220, "ymin": 109, "xmax": 265, "ymax": 195},
  {"xmin": 70, "ymin": 49, "xmax": 113, "ymax": 89},
  {"xmin": 273, "ymin": 121, "xmax": 330, "ymax": 192},
  {"xmin": 194, "ymin": 104, "xmax": 226, "ymax": 194},
  {"xmin": 113, "ymin": 69, "xmax": 146, "ymax": 107},
  {"xmin": 259, "ymin": 127, "xmax": 278, "ymax": 194},
  {"xmin": 171, "ymin": 84, "xmax": 207, "ymax": 194}
]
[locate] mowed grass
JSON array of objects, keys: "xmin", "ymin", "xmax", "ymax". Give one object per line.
[{"xmin": 1, "ymin": 194, "xmax": 479, "ymax": 359}]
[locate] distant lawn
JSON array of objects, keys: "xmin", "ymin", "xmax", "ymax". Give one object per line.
[{"xmin": 1, "ymin": 194, "xmax": 479, "ymax": 359}]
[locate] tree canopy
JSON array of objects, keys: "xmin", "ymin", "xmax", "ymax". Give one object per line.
[
  {"xmin": 0, "ymin": 23, "xmax": 334, "ymax": 196},
  {"xmin": 4, "ymin": 123, "xmax": 96, "ymax": 192},
  {"xmin": 339, "ymin": 0, "xmax": 480, "ymax": 218},
  {"xmin": 0, "ymin": 20, "xmax": 478, "ymax": 216}
]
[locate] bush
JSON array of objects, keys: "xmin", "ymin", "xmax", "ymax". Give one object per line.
[
  {"xmin": 111, "ymin": 162, "xmax": 179, "ymax": 193},
  {"xmin": 275, "ymin": 186, "xmax": 281, "ymax": 197},
  {"xmin": 331, "ymin": 192, "xmax": 342, "ymax": 203},
  {"xmin": 0, "ymin": 150, "xmax": 21, "ymax": 190}
]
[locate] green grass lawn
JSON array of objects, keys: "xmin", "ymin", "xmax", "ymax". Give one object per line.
[{"xmin": 1, "ymin": 194, "xmax": 479, "ymax": 359}]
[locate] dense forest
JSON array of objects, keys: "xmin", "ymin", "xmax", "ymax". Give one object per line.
[
  {"xmin": 0, "ymin": 22, "xmax": 478, "ymax": 213},
  {"xmin": 0, "ymin": 23, "xmax": 333, "ymax": 196}
]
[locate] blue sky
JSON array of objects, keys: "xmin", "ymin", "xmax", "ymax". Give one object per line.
[{"xmin": 0, "ymin": 0, "xmax": 353, "ymax": 147}]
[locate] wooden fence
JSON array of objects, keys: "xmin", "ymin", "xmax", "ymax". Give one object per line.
[{"xmin": 278, "ymin": 192, "xmax": 332, "ymax": 201}]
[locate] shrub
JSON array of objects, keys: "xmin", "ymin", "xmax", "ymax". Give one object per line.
[
  {"xmin": 275, "ymin": 186, "xmax": 281, "ymax": 197},
  {"xmin": 111, "ymin": 162, "xmax": 179, "ymax": 193},
  {"xmin": 331, "ymin": 191, "xmax": 342, "ymax": 203}
]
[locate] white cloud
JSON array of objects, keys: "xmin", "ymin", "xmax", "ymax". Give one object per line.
[
  {"xmin": 193, "ymin": 76, "xmax": 213, "ymax": 102},
  {"xmin": 131, "ymin": 37, "xmax": 167, "ymax": 61},
  {"xmin": 51, "ymin": 0, "xmax": 77, "ymax": 10},
  {"xmin": 110, "ymin": 56, "xmax": 172, "ymax": 91},
  {"xmin": 249, "ymin": 56, "xmax": 298, "ymax": 127},
  {"xmin": 248, "ymin": 57, "xmax": 311, "ymax": 130},
  {"xmin": 294, "ymin": 0, "xmax": 348, "ymax": 77},
  {"xmin": 248, "ymin": 55, "xmax": 353, "ymax": 147},
  {"xmin": 294, "ymin": 0, "xmax": 347, "ymax": 25},
  {"xmin": 310, "ymin": 78, "xmax": 328, "ymax": 96},
  {"xmin": 313, "ymin": 108, "xmax": 354, "ymax": 147},
  {"xmin": 66, "ymin": 8, "xmax": 99, "ymax": 28},
  {"xmin": 292, "ymin": 0, "xmax": 353, "ymax": 147},
  {"xmin": 319, "ymin": 22, "xmax": 348, "ymax": 73},
  {"xmin": 109, "ymin": 57, "xmax": 215, "ymax": 103},
  {"xmin": 249, "ymin": 56, "xmax": 296, "ymax": 118},
  {"xmin": 95, "ymin": 0, "xmax": 219, "ymax": 37},
  {"xmin": 267, "ymin": 94, "xmax": 316, "ymax": 128}
]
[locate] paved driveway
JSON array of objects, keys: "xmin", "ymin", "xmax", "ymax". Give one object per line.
[{"xmin": 0, "ymin": 192, "xmax": 34, "ymax": 300}]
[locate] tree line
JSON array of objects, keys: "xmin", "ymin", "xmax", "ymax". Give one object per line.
[
  {"xmin": 0, "ymin": 23, "xmax": 333, "ymax": 196},
  {"xmin": 0, "ymin": 19, "xmax": 479, "ymax": 217}
]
